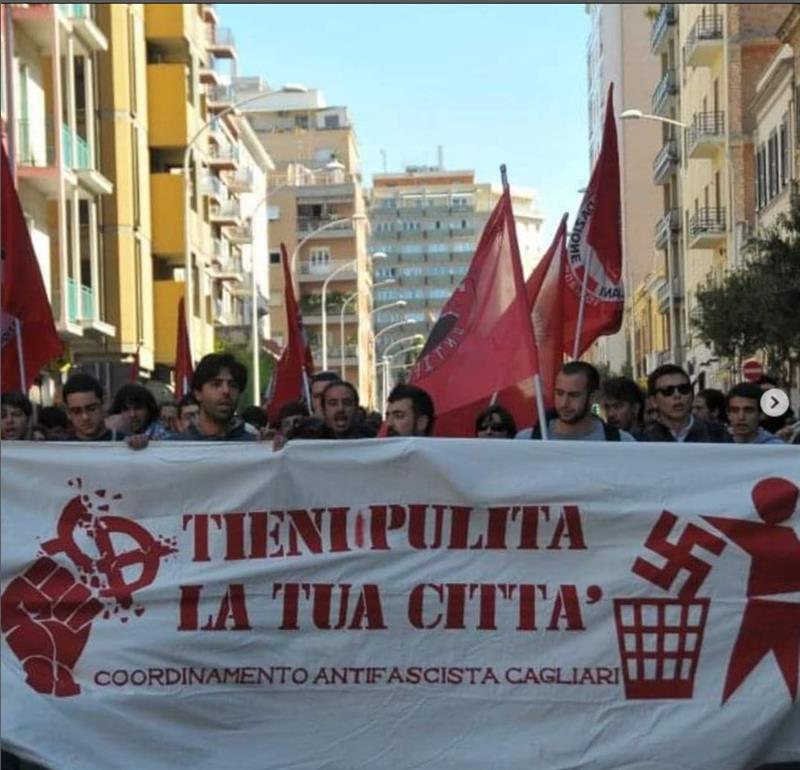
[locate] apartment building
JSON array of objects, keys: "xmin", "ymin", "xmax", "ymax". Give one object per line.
[
  {"xmin": 1, "ymin": 3, "xmax": 114, "ymax": 401},
  {"xmin": 644, "ymin": 3, "xmax": 791, "ymax": 391},
  {"xmin": 367, "ymin": 166, "xmax": 542, "ymax": 391},
  {"xmin": 236, "ymin": 79, "xmax": 373, "ymax": 403},
  {"xmin": 585, "ymin": 3, "xmax": 663, "ymax": 379}
]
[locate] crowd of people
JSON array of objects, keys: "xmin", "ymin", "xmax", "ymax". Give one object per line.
[{"xmin": 1, "ymin": 353, "xmax": 798, "ymax": 448}]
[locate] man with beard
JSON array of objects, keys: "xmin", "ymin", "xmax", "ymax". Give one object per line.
[
  {"xmin": 641, "ymin": 364, "xmax": 728, "ymax": 443},
  {"xmin": 385, "ymin": 383, "xmax": 435, "ymax": 437},
  {"xmin": 169, "ymin": 353, "xmax": 256, "ymax": 441},
  {"xmin": 521, "ymin": 362, "xmax": 635, "ymax": 441},
  {"xmin": 320, "ymin": 381, "xmax": 376, "ymax": 439}
]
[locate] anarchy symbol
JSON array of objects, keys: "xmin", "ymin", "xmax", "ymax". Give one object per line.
[{"xmin": 41, "ymin": 494, "xmax": 175, "ymax": 609}]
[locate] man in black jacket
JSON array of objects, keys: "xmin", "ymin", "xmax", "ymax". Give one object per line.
[{"xmin": 641, "ymin": 364, "xmax": 728, "ymax": 443}]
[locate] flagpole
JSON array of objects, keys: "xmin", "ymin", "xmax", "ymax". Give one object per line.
[
  {"xmin": 14, "ymin": 321, "xmax": 26, "ymax": 391},
  {"xmin": 500, "ymin": 164, "xmax": 548, "ymax": 440},
  {"xmin": 302, "ymin": 369, "xmax": 312, "ymax": 414},
  {"xmin": 572, "ymin": 250, "xmax": 592, "ymax": 359}
]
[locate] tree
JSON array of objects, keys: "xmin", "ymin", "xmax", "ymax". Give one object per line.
[{"xmin": 693, "ymin": 199, "xmax": 800, "ymax": 387}]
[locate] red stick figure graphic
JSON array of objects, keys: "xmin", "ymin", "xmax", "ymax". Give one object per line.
[
  {"xmin": 702, "ymin": 477, "xmax": 800, "ymax": 703},
  {"xmin": 1, "ymin": 556, "xmax": 103, "ymax": 696}
]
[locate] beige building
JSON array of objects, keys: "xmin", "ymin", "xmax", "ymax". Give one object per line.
[
  {"xmin": 368, "ymin": 166, "xmax": 542, "ymax": 400},
  {"xmin": 2, "ymin": 3, "xmax": 114, "ymax": 401},
  {"xmin": 585, "ymin": 3, "xmax": 664, "ymax": 378},
  {"xmin": 236, "ymin": 79, "xmax": 374, "ymax": 403},
  {"xmin": 642, "ymin": 3, "xmax": 791, "ymax": 391}
]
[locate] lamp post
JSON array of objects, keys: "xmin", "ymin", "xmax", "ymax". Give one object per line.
[
  {"xmin": 620, "ymin": 108, "xmax": 690, "ymax": 368},
  {"xmin": 380, "ymin": 336, "xmax": 424, "ymax": 411},
  {"xmin": 338, "ymin": 279, "xmax": 396, "ymax": 378},
  {"xmin": 289, "ymin": 214, "xmax": 368, "ymax": 274},
  {"xmin": 373, "ymin": 318, "xmax": 416, "ymax": 406},
  {"xmin": 320, "ymin": 250, "xmax": 386, "ymax": 371},
  {"xmin": 182, "ymin": 83, "xmax": 308, "ymax": 359}
]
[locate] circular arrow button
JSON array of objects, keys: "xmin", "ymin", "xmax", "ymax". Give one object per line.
[{"xmin": 761, "ymin": 388, "xmax": 789, "ymax": 418}]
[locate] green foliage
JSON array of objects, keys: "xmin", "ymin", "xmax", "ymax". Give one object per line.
[{"xmin": 693, "ymin": 200, "xmax": 800, "ymax": 384}]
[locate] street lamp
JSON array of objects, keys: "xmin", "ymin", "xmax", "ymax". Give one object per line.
[
  {"xmin": 321, "ymin": 250, "xmax": 386, "ymax": 370},
  {"xmin": 290, "ymin": 214, "xmax": 368, "ymax": 274},
  {"xmin": 337, "ymin": 279, "xmax": 397, "ymax": 378},
  {"xmin": 382, "ymin": 333, "xmax": 424, "ymax": 357},
  {"xmin": 182, "ymin": 83, "xmax": 308, "ymax": 358},
  {"xmin": 620, "ymin": 108, "xmax": 690, "ymax": 368}
]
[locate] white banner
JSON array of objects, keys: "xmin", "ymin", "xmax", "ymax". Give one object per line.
[{"xmin": 2, "ymin": 440, "xmax": 799, "ymax": 770}]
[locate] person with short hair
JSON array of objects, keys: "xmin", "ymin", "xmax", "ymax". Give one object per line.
[
  {"xmin": 158, "ymin": 401, "xmax": 179, "ymax": 433},
  {"xmin": 1, "ymin": 392, "xmax": 33, "ymax": 440},
  {"xmin": 309, "ymin": 371, "xmax": 341, "ymax": 417},
  {"xmin": 519, "ymin": 361, "xmax": 635, "ymax": 441},
  {"xmin": 599, "ymin": 377, "xmax": 645, "ymax": 438},
  {"xmin": 176, "ymin": 394, "xmax": 200, "ymax": 434},
  {"xmin": 726, "ymin": 382, "xmax": 785, "ymax": 445},
  {"xmin": 320, "ymin": 381, "xmax": 375, "ymax": 439},
  {"xmin": 285, "ymin": 416, "xmax": 335, "ymax": 441},
  {"xmin": 385, "ymin": 383, "xmax": 435, "ymax": 437},
  {"xmin": 241, "ymin": 405, "xmax": 268, "ymax": 431},
  {"xmin": 39, "ymin": 405, "xmax": 70, "ymax": 440},
  {"xmin": 169, "ymin": 353, "xmax": 255, "ymax": 441},
  {"xmin": 474, "ymin": 404, "xmax": 516, "ymax": 439},
  {"xmin": 276, "ymin": 401, "xmax": 308, "ymax": 437},
  {"xmin": 109, "ymin": 384, "xmax": 170, "ymax": 439},
  {"xmin": 693, "ymin": 388, "xmax": 727, "ymax": 425},
  {"xmin": 61, "ymin": 373, "xmax": 125, "ymax": 441},
  {"xmin": 641, "ymin": 364, "xmax": 728, "ymax": 443}
]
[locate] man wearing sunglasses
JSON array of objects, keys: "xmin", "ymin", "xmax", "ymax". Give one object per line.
[{"xmin": 642, "ymin": 364, "xmax": 728, "ymax": 443}]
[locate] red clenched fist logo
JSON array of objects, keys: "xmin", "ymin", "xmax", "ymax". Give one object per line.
[
  {"xmin": 1, "ymin": 479, "xmax": 177, "ymax": 697},
  {"xmin": 1, "ymin": 557, "xmax": 103, "ymax": 696}
]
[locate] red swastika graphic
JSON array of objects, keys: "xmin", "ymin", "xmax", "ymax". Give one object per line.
[{"xmin": 632, "ymin": 511, "xmax": 727, "ymax": 599}]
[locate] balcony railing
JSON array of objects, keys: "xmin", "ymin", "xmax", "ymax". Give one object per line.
[
  {"xmin": 59, "ymin": 3, "xmax": 91, "ymax": 19},
  {"xmin": 206, "ymin": 25, "xmax": 234, "ymax": 47},
  {"xmin": 209, "ymin": 199, "xmax": 241, "ymax": 221},
  {"xmin": 650, "ymin": 4, "xmax": 677, "ymax": 53},
  {"xmin": 62, "ymin": 277, "xmax": 95, "ymax": 323},
  {"xmin": 225, "ymin": 224, "xmax": 252, "ymax": 244},
  {"xmin": 654, "ymin": 208, "xmax": 680, "ymax": 250},
  {"xmin": 200, "ymin": 174, "xmax": 223, "ymax": 198},
  {"xmin": 685, "ymin": 13, "xmax": 723, "ymax": 66},
  {"xmin": 299, "ymin": 259, "xmax": 357, "ymax": 278},
  {"xmin": 297, "ymin": 217, "xmax": 355, "ymax": 235},
  {"xmin": 651, "ymin": 69, "xmax": 677, "ymax": 115},
  {"xmin": 653, "ymin": 139, "xmax": 679, "ymax": 185},
  {"xmin": 208, "ymin": 143, "xmax": 239, "ymax": 165},
  {"xmin": 223, "ymin": 166, "xmax": 254, "ymax": 193},
  {"xmin": 689, "ymin": 207, "xmax": 726, "ymax": 244},
  {"xmin": 687, "ymin": 111, "xmax": 724, "ymax": 157}
]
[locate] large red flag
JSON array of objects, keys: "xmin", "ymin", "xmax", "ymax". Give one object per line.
[
  {"xmin": 174, "ymin": 297, "xmax": 193, "ymax": 398},
  {"xmin": 408, "ymin": 181, "xmax": 541, "ymax": 437},
  {"xmin": 527, "ymin": 213, "xmax": 569, "ymax": 405},
  {"xmin": 266, "ymin": 244, "xmax": 312, "ymax": 423},
  {"xmin": 565, "ymin": 82, "xmax": 624, "ymax": 358},
  {"xmin": 1, "ymin": 143, "xmax": 63, "ymax": 392}
]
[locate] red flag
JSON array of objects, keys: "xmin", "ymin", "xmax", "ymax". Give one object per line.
[
  {"xmin": 1, "ymin": 143, "xmax": 63, "ymax": 392},
  {"xmin": 565, "ymin": 82, "xmax": 624, "ymax": 357},
  {"xmin": 408, "ymin": 184, "xmax": 540, "ymax": 437},
  {"xmin": 266, "ymin": 244, "xmax": 312, "ymax": 423},
  {"xmin": 174, "ymin": 297, "xmax": 193, "ymax": 398},
  {"xmin": 526, "ymin": 213, "xmax": 569, "ymax": 405}
]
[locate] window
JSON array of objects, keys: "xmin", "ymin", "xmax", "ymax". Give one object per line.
[
  {"xmin": 269, "ymin": 251, "xmax": 281, "ymax": 265},
  {"xmin": 309, "ymin": 248, "xmax": 330, "ymax": 267},
  {"xmin": 780, "ymin": 118, "xmax": 788, "ymax": 187},
  {"xmin": 267, "ymin": 205, "xmax": 280, "ymax": 221}
]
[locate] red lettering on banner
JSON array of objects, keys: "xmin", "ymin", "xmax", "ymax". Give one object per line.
[
  {"xmin": 273, "ymin": 583, "xmax": 386, "ymax": 631},
  {"xmin": 177, "ymin": 584, "xmax": 251, "ymax": 631},
  {"xmin": 547, "ymin": 585, "xmax": 585, "ymax": 631}
]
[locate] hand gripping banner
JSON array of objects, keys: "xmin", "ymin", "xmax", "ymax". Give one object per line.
[{"xmin": 2, "ymin": 441, "xmax": 799, "ymax": 770}]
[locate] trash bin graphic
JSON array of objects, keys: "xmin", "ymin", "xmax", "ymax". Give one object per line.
[{"xmin": 614, "ymin": 597, "xmax": 710, "ymax": 699}]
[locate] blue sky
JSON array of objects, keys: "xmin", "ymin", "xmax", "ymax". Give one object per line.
[{"xmin": 222, "ymin": 3, "xmax": 590, "ymax": 244}]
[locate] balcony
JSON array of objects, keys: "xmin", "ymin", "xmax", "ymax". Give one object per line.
[
  {"xmin": 147, "ymin": 63, "xmax": 189, "ymax": 147},
  {"xmin": 208, "ymin": 143, "xmax": 239, "ymax": 171},
  {"xmin": 654, "ymin": 208, "xmax": 681, "ymax": 251},
  {"xmin": 150, "ymin": 173, "xmax": 185, "ymax": 258},
  {"xmin": 225, "ymin": 223, "xmax": 253, "ymax": 245},
  {"xmin": 200, "ymin": 174, "xmax": 223, "ymax": 203},
  {"xmin": 59, "ymin": 4, "xmax": 108, "ymax": 51},
  {"xmin": 209, "ymin": 199, "xmax": 241, "ymax": 225},
  {"xmin": 651, "ymin": 69, "xmax": 677, "ymax": 116},
  {"xmin": 650, "ymin": 4, "xmax": 677, "ymax": 54},
  {"xmin": 211, "ymin": 238, "xmax": 230, "ymax": 266},
  {"xmin": 689, "ymin": 208, "xmax": 726, "ymax": 248},
  {"xmin": 685, "ymin": 13, "xmax": 723, "ymax": 67},
  {"xmin": 653, "ymin": 140, "xmax": 679, "ymax": 185},
  {"xmin": 223, "ymin": 167, "xmax": 254, "ymax": 193},
  {"xmin": 202, "ymin": 5, "xmax": 219, "ymax": 24},
  {"xmin": 206, "ymin": 25, "xmax": 235, "ymax": 58},
  {"xmin": 687, "ymin": 111, "xmax": 724, "ymax": 159},
  {"xmin": 656, "ymin": 276, "xmax": 684, "ymax": 312},
  {"xmin": 299, "ymin": 259, "xmax": 357, "ymax": 282},
  {"xmin": 199, "ymin": 64, "xmax": 221, "ymax": 87},
  {"xmin": 297, "ymin": 218, "xmax": 356, "ymax": 238},
  {"xmin": 11, "ymin": 4, "xmax": 56, "ymax": 51},
  {"xmin": 207, "ymin": 83, "xmax": 234, "ymax": 112}
]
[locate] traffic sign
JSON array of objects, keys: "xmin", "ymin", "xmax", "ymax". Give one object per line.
[{"xmin": 742, "ymin": 359, "xmax": 763, "ymax": 383}]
